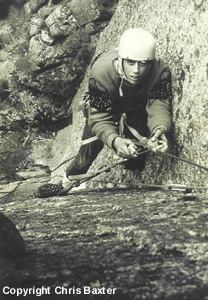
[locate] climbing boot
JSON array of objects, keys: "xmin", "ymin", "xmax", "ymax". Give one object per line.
[
  {"xmin": 34, "ymin": 183, "xmax": 65, "ymax": 198},
  {"xmin": 34, "ymin": 173, "xmax": 90, "ymax": 198}
]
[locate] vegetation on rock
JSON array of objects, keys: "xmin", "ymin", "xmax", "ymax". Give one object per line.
[{"xmin": 0, "ymin": 0, "xmax": 118, "ymax": 180}]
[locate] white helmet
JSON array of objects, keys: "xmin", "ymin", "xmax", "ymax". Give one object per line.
[{"xmin": 118, "ymin": 28, "xmax": 156, "ymax": 61}]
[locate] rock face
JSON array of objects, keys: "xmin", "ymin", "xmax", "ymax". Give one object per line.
[
  {"xmin": 1, "ymin": 182, "xmax": 208, "ymax": 299},
  {"xmin": 0, "ymin": 0, "xmax": 207, "ymax": 186},
  {"xmin": 44, "ymin": 0, "xmax": 208, "ymax": 187},
  {"xmin": 45, "ymin": 3, "xmax": 77, "ymax": 37}
]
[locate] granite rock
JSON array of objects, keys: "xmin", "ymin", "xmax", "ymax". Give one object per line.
[
  {"xmin": 47, "ymin": 0, "xmax": 208, "ymax": 187},
  {"xmin": 29, "ymin": 16, "xmax": 44, "ymax": 37},
  {"xmin": 69, "ymin": 0, "xmax": 102, "ymax": 25},
  {"xmin": 28, "ymin": 34, "xmax": 54, "ymax": 65},
  {"xmin": 45, "ymin": 4, "xmax": 77, "ymax": 37}
]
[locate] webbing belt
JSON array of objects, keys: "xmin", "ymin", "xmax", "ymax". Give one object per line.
[
  {"xmin": 119, "ymin": 113, "xmax": 149, "ymax": 148},
  {"xmin": 124, "ymin": 121, "xmax": 144, "ymax": 141},
  {"xmin": 81, "ymin": 113, "xmax": 144, "ymax": 146},
  {"xmin": 81, "ymin": 136, "xmax": 98, "ymax": 145}
]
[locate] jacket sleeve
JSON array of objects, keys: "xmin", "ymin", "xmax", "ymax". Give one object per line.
[
  {"xmin": 146, "ymin": 70, "xmax": 172, "ymax": 134},
  {"xmin": 87, "ymin": 80, "xmax": 119, "ymax": 148}
]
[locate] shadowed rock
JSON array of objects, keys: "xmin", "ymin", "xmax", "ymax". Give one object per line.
[
  {"xmin": 0, "ymin": 212, "xmax": 25, "ymax": 258},
  {"xmin": 69, "ymin": 0, "xmax": 102, "ymax": 25},
  {"xmin": 29, "ymin": 0, "xmax": 49, "ymax": 13}
]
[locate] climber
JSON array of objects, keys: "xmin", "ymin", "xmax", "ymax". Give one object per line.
[{"xmin": 36, "ymin": 28, "xmax": 172, "ymax": 198}]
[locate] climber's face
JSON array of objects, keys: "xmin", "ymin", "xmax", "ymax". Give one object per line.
[{"xmin": 123, "ymin": 59, "xmax": 150, "ymax": 85}]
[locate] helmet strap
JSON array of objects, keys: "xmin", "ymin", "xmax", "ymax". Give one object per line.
[
  {"xmin": 117, "ymin": 57, "xmax": 128, "ymax": 80},
  {"xmin": 115, "ymin": 57, "xmax": 128, "ymax": 97}
]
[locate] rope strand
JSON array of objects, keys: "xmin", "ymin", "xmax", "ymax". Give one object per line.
[{"xmin": 157, "ymin": 151, "xmax": 208, "ymax": 172}]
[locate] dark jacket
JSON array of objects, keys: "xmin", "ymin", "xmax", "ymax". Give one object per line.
[{"xmin": 87, "ymin": 48, "xmax": 172, "ymax": 149}]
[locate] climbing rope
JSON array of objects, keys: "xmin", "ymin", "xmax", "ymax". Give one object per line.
[
  {"xmin": 56, "ymin": 147, "xmax": 208, "ymax": 196},
  {"xmin": 49, "ymin": 141, "xmax": 208, "ymax": 194},
  {"xmin": 157, "ymin": 151, "xmax": 208, "ymax": 172},
  {"xmin": 51, "ymin": 155, "xmax": 76, "ymax": 172},
  {"xmin": 56, "ymin": 151, "xmax": 150, "ymax": 196},
  {"xmin": 86, "ymin": 180, "xmax": 208, "ymax": 191}
]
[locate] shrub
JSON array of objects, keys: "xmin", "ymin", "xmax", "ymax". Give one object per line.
[
  {"xmin": 0, "ymin": 80, "xmax": 9, "ymax": 101},
  {"xmin": 0, "ymin": 131, "xmax": 31, "ymax": 180}
]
